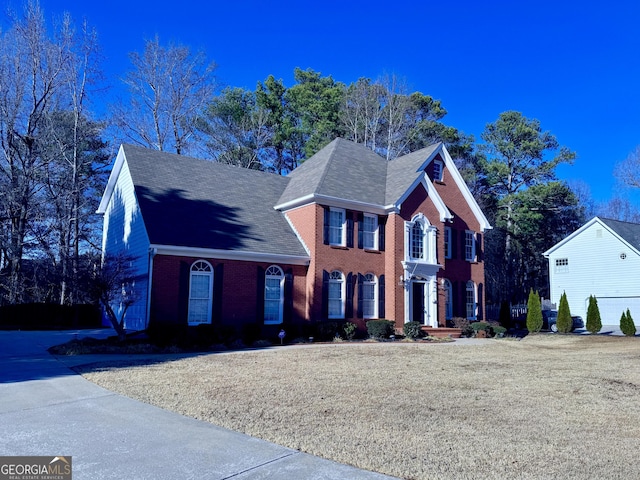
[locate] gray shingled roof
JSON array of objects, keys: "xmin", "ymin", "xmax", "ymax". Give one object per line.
[
  {"xmin": 278, "ymin": 138, "xmax": 441, "ymax": 208},
  {"xmin": 122, "ymin": 144, "xmax": 308, "ymax": 257},
  {"xmin": 600, "ymin": 217, "xmax": 640, "ymax": 251}
]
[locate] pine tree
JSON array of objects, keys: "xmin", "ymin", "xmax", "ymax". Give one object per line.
[
  {"xmin": 586, "ymin": 295, "xmax": 602, "ymax": 334},
  {"xmin": 526, "ymin": 289, "xmax": 543, "ymax": 333},
  {"xmin": 557, "ymin": 292, "xmax": 573, "ymax": 333},
  {"xmin": 620, "ymin": 309, "xmax": 636, "ymax": 337}
]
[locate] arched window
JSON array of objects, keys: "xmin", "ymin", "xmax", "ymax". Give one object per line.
[
  {"xmin": 328, "ymin": 270, "xmax": 345, "ymax": 319},
  {"xmin": 442, "ymin": 279, "xmax": 453, "ymax": 320},
  {"xmin": 411, "ymin": 222, "xmax": 425, "ymax": 260},
  {"xmin": 188, "ymin": 260, "xmax": 213, "ymax": 325},
  {"xmin": 466, "ymin": 281, "xmax": 476, "ymax": 320},
  {"xmin": 264, "ymin": 265, "xmax": 284, "ymax": 324},
  {"xmin": 362, "ymin": 273, "xmax": 377, "ymax": 319}
]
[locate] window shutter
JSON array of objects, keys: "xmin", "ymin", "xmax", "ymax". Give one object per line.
[
  {"xmin": 461, "ymin": 231, "xmax": 466, "ymax": 260},
  {"xmin": 256, "ymin": 266, "xmax": 265, "ymax": 322},
  {"xmin": 284, "ymin": 269, "xmax": 294, "ymax": 323},
  {"xmin": 346, "ymin": 211, "xmax": 354, "ymax": 248},
  {"xmin": 477, "ymin": 283, "xmax": 484, "ymax": 321},
  {"xmin": 452, "ymin": 280, "xmax": 459, "ymax": 317},
  {"xmin": 321, "ymin": 270, "xmax": 329, "ymax": 319},
  {"xmin": 323, "ymin": 207, "xmax": 330, "ymax": 245},
  {"xmin": 357, "ymin": 213, "xmax": 364, "ymax": 249},
  {"xmin": 213, "ymin": 263, "xmax": 224, "ymax": 322},
  {"xmin": 357, "ymin": 273, "xmax": 364, "ymax": 318},
  {"xmin": 346, "ymin": 272, "xmax": 355, "ymax": 318},
  {"xmin": 378, "ymin": 274, "xmax": 385, "ymax": 318},
  {"xmin": 476, "ymin": 232, "xmax": 482, "ymax": 262},
  {"xmin": 179, "ymin": 261, "xmax": 190, "ymax": 320},
  {"xmin": 378, "ymin": 216, "xmax": 386, "ymax": 251}
]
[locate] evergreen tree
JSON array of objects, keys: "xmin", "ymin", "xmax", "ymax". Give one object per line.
[
  {"xmin": 557, "ymin": 292, "xmax": 572, "ymax": 333},
  {"xmin": 620, "ymin": 309, "xmax": 636, "ymax": 337},
  {"xmin": 586, "ymin": 295, "xmax": 602, "ymax": 334},
  {"xmin": 526, "ymin": 289, "xmax": 543, "ymax": 333}
]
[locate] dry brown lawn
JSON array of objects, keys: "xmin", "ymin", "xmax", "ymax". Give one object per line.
[{"xmin": 77, "ymin": 335, "xmax": 640, "ymax": 479}]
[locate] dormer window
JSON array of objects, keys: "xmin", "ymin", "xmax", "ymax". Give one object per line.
[{"xmin": 433, "ymin": 159, "xmax": 444, "ymax": 182}]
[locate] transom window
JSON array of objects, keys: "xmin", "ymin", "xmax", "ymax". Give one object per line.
[
  {"xmin": 555, "ymin": 258, "xmax": 569, "ymax": 273},
  {"xmin": 362, "ymin": 273, "xmax": 377, "ymax": 319},
  {"xmin": 465, "ymin": 230, "xmax": 476, "ymax": 262},
  {"xmin": 328, "ymin": 270, "xmax": 345, "ymax": 319},
  {"xmin": 329, "ymin": 208, "xmax": 346, "ymax": 246},
  {"xmin": 264, "ymin": 265, "xmax": 284, "ymax": 324},
  {"xmin": 362, "ymin": 214, "xmax": 378, "ymax": 250},
  {"xmin": 188, "ymin": 260, "xmax": 213, "ymax": 325}
]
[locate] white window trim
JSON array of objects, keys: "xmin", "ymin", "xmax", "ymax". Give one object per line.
[
  {"xmin": 362, "ymin": 273, "xmax": 378, "ymax": 319},
  {"xmin": 329, "ymin": 207, "xmax": 346, "ymax": 246},
  {"xmin": 328, "ymin": 270, "xmax": 345, "ymax": 319},
  {"xmin": 264, "ymin": 265, "xmax": 284, "ymax": 325},
  {"xmin": 405, "ymin": 214, "xmax": 437, "ymax": 264},
  {"xmin": 363, "ymin": 214, "xmax": 379, "ymax": 250},
  {"xmin": 466, "ymin": 281, "xmax": 477, "ymax": 320},
  {"xmin": 465, "ymin": 230, "xmax": 476, "ymax": 262},
  {"xmin": 188, "ymin": 260, "xmax": 214, "ymax": 325}
]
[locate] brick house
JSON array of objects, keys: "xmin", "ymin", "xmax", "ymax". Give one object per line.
[{"xmin": 97, "ymin": 138, "xmax": 491, "ymax": 338}]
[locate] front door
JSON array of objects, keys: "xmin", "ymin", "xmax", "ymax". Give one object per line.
[{"xmin": 411, "ymin": 282, "xmax": 426, "ymax": 324}]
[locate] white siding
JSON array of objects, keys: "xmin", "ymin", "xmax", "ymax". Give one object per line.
[
  {"xmin": 101, "ymin": 158, "xmax": 151, "ymax": 331},
  {"xmin": 547, "ymin": 221, "xmax": 640, "ymax": 323}
]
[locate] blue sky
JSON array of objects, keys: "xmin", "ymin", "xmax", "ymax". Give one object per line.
[{"xmin": 22, "ymin": 0, "xmax": 640, "ymax": 203}]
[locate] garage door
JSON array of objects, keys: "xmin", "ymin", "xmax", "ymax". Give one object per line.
[{"xmin": 594, "ymin": 297, "xmax": 640, "ymax": 325}]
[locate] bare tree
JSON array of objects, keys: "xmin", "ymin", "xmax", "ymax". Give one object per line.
[
  {"xmin": 614, "ymin": 145, "xmax": 640, "ymax": 189},
  {"xmin": 112, "ymin": 36, "xmax": 216, "ymax": 155}
]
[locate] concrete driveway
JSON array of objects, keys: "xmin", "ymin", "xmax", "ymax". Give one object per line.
[{"xmin": 0, "ymin": 329, "xmax": 398, "ymax": 480}]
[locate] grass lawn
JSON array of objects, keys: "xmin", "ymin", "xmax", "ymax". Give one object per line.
[{"xmin": 77, "ymin": 335, "xmax": 640, "ymax": 479}]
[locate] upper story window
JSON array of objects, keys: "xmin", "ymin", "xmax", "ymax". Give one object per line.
[
  {"xmin": 328, "ymin": 270, "xmax": 345, "ymax": 319},
  {"xmin": 188, "ymin": 260, "xmax": 213, "ymax": 325},
  {"xmin": 406, "ymin": 214, "xmax": 436, "ymax": 263},
  {"xmin": 444, "ymin": 226, "xmax": 452, "ymax": 259},
  {"xmin": 264, "ymin": 265, "xmax": 284, "ymax": 324},
  {"xmin": 433, "ymin": 159, "xmax": 444, "ymax": 182},
  {"xmin": 362, "ymin": 214, "xmax": 378, "ymax": 250},
  {"xmin": 329, "ymin": 208, "xmax": 346, "ymax": 246},
  {"xmin": 465, "ymin": 230, "xmax": 476, "ymax": 262},
  {"xmin": 555, "ymin": 258, "xmax": 569, "ymax": 273}
]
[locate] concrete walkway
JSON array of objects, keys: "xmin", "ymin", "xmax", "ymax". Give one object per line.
[{"xmin": 0, "ymin": 329, "xmax": 398, "ymax": 480}]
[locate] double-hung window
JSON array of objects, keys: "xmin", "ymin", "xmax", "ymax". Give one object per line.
[
  {"xmin": 328, "ymin": 271, "xmax": 345, "ymax": 319},
  {"xmin": 329, "ymin": 208, "xmax": 346, "ymax": 246},
  {"xmin": 466, "ymin": 281, "xmax": 476, "ymax": 320},
  {"xmin": 465, "ymin": 230, "xmax": 476, "ymax": 262},
  {"xmin": 444, "ymin": 227, "xmax": 452, "ymax": 259},
  {"xmin": 264, "ymin": 265, "xmax": 284, "ymax": 324},
  {"xmin": 362, "ymin": 214, "xmax": 378, "ymax": 250},
  {"xmin": 362, "ymin": 273, "xmax": 377, "ymax": 319},
  {"xmin": 411, "ymin": 222, "xmax": 425, "ymax": 260},
  {"xmin": 555, "ymin": 258, "xmax": 569, "ymax": 274},
  {"xmin": 188, "ymin": 260, "xmax": 213, "ymax": 325}
]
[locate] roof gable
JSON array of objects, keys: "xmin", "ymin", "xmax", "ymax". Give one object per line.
[
  {"xmin": 543, "ymin": 216, "xmax": 640, "ymax": 257},
  {"xmin": 103, "ymin": 144, "xmax": 308, "ymax": 259}
]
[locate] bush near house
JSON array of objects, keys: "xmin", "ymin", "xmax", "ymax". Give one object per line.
[
  {"xmin": 403, "ymin": 321, "xmax": 423, "ymax": 339},
  {"xmin": 556, "ymin": 292, "xmax": 572, "ymax": 333},
  {"xmin": 366, "ymin": 320, "xmax": 395, "ymax": 339},
  {"xmin": 586, "ymin": 295, "xmax": 602, "ymax": 334},
  {"xmin": 620, "ymin": 309, "xmax": 636, "ymax": 337},
  {"xmin": 526, "ymin": 289, "xmax": 543, "ymax": 333}
]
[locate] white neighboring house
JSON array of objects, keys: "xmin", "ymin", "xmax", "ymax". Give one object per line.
[{"xmin": 543, "ymin": 216, "xmax": 640, "ymax": 324}]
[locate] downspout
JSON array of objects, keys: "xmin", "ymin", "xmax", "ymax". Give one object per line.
[{"xmin": 146, "ymin": 248, "xmax": 157, "ymax": 329}]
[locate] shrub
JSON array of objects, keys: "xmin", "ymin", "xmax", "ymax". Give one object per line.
[
  {"xmin": 492, "ymin": 325, "xmax": 507, "ymax": 337},
  {"xmin": 403, "ymin": 321, "xmax": 423, "ymax": 340},
  {"xmin": 620, "ymin": 309, "xmax": 636, "ymax": 337},
  {"xmin": 470, "ymin": 322, "xmax": 490, "ymax": 332},
  {"xmin": 342, "ymin": 322, "xmax": 357, "ymax": 340},
  {"xmin": 526, "ymin": 289, "xmax": 543, "ymax": 333},
  {"xmin": 586, "ymin": 295, "xmax": 602, "ymax": 334},
  {"xmin": 366, "ymin": 320, "xmax": 395, "ymax": 339},
  {"xmin": 556, "ymin": 292, "xmax": 572, "ymax": 333},
  {"xmin": 316, "ymin": 321, "xmax": 339, "ymax": 341},
  {"xmin": 451, "ymin": 317, "xmax": 473, "ymax": 337}
]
